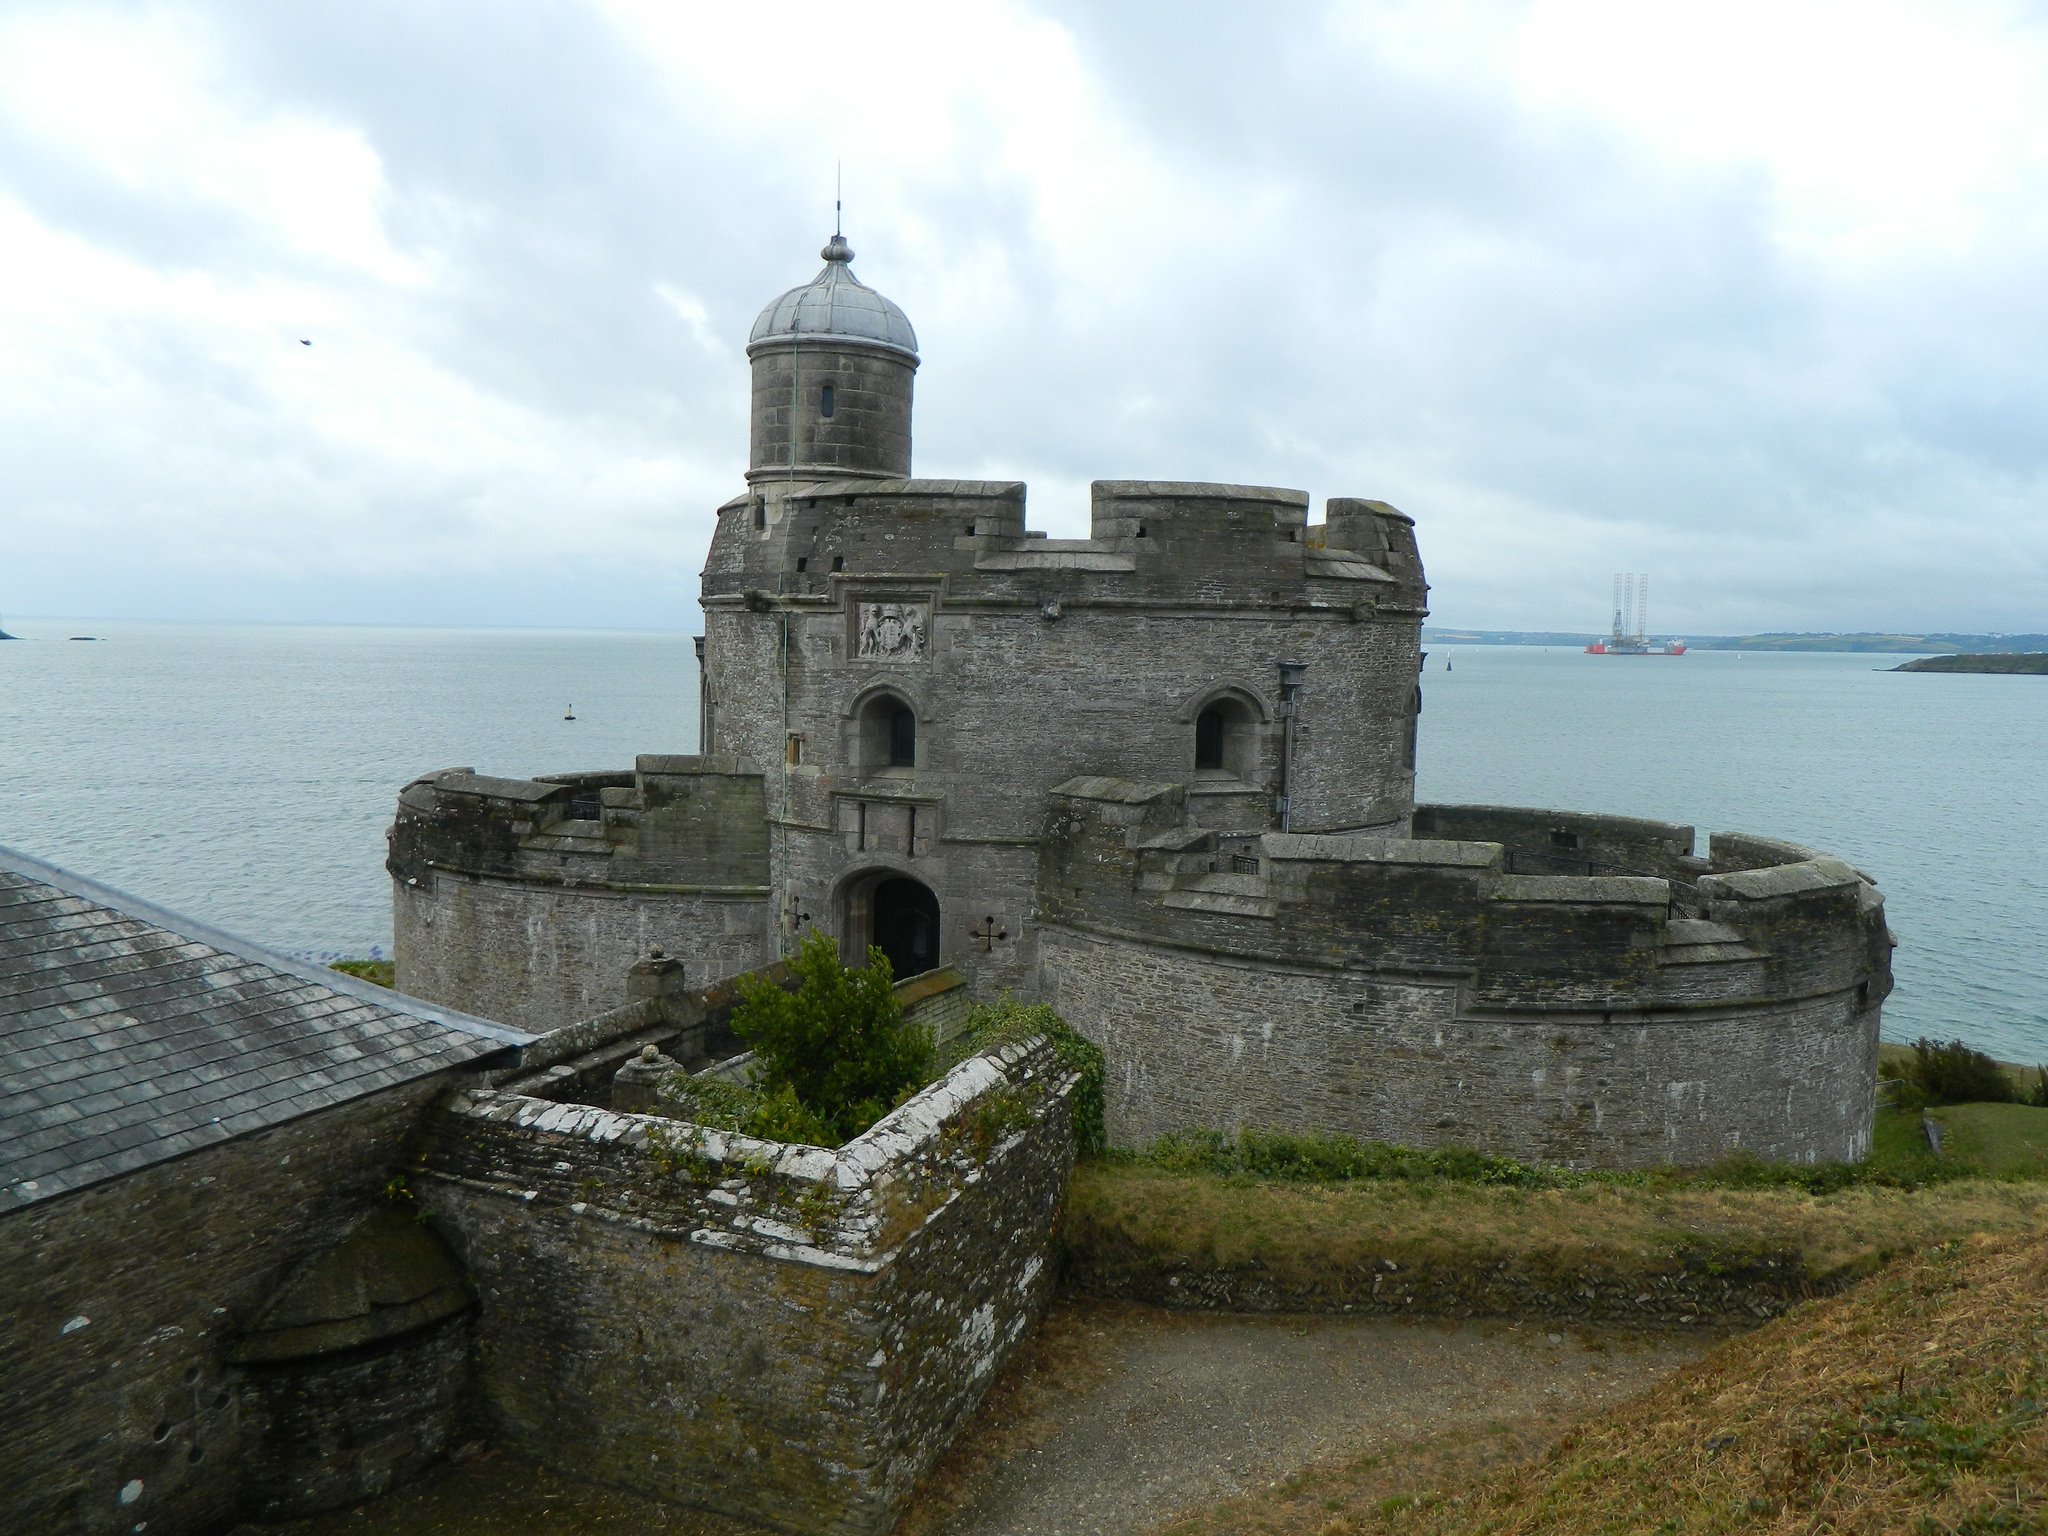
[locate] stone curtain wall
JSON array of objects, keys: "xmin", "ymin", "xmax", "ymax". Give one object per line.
[
  {"xmin": 418, "ymin": 1037, "xmax": 1077, "ymax": 1535},
  {"xmin": 390, "ymin": 757, "xmax": 773, "ymax": 1030},
  {"xmin": 1034, "ymin": 781, "xmax": 1890, "ymax": 1169},
  {"xmin": 0, "ymin": 1081, "xmax": 451, "ymax": 1536}
]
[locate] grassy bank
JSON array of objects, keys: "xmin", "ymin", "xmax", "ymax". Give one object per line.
[
  {"xmin": 1065, "ymin": 1109, "xmax": 2048, "ymax": 1324},
  {"xmin": 1153, "ymin": 1227, "xmax": 2048, "ymax": 1535}
]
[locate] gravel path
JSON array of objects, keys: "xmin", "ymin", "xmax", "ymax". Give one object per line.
[{"xmin": 912, "ymin": 1300, "xmax": 1719, "ymax": 1536}]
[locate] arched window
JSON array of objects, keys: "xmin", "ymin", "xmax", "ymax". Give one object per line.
[
  {"xmin": 1190, "ymin": 692, "xmax": 1259, "ymax": 779},
  {"xmin": 820, "ymin": 383, "xmax": 836, "ymax": 419},
  {"xmin": 856, "ymin": 691, "xmax": 919, "ymax": 774}
]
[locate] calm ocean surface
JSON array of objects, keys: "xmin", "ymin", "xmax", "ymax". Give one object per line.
[{"xmin": 1, "ymin": 620, "xmax": 2042, "ymax": 1062}]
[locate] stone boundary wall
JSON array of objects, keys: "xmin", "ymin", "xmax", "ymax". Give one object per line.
[
  {"xmin": 1035, "ymin": 780, "xmax": 1891, "ymax": 1168},
  {"xmin": 389, "ymin": 756, "xmax": 773, "ymax": 1030},
  {"xmin": 894, "ymin": 966, "xmax": 972, "ymax": 1048},
  {"xmin": 417, "ymin": 1037, "xmax": 1077, "ymax": 1536}
]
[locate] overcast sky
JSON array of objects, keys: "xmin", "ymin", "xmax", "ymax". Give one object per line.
[{"xmin": 3, "ymin": 0, "xmax": 2044, "ymax": 635}]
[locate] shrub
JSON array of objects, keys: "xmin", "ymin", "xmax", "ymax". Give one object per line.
[
  {"xmin": 729, "ymin": 930, "xmax": 933, "ymax": 1144},
  {"xmin": 1909, "ymin": 1038, "xmax": 2016, "ymax": 1106},
  {"xmin": 961, "ymin": 997, "xmax": 1106, "ymax": 1155}
]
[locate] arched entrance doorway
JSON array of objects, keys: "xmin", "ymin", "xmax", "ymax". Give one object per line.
[{"xmin": 845, "ymin": 873, "xmax": 940, "ymax": 980}]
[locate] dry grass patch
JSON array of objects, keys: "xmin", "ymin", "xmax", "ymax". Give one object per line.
[{"xmin": 1318, "ymin": 1227, "xmax": 2048, "ymax": 1534}]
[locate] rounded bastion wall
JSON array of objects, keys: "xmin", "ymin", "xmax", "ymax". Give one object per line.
[
  {"xmin": 1039, "ymin": 931, "xmax": 1880, "ymax": 1166},
  {"xmin": 1034, "ymin": 789, "xmax": 1893, "ymax": 1169},
  {"xmin": 387, "ymin": 761, "xmax": 774, "ymax": 1033}
]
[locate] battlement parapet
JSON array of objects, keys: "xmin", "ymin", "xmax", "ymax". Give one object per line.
[
  {"xmin": 701, "ymin": 477, "xmax": 1427, "ymax": 615},
  {"xmin": 1039, "ymin": 779, "xmax": 1892, "ymax": 1014},
  {"xmin": 1036, "ymin": 780, "xmax": 1889, "ymax": 1167},
  {"xmin": 390, "ymin": 755, "xmax": 768, "ymax": 893}
]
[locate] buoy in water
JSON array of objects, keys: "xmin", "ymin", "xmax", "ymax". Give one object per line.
[{"xmin": 564, "ymin": 704, "xmax": 576, "ymax": 721}]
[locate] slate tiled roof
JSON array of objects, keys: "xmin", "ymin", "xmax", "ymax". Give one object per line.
[{"xmin": 0, "ymin": 846, "xmax": 532, "ymax": 1210}]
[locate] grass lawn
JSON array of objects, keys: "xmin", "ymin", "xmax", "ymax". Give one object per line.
[
  {"xmin": 1067, "ymin": 1108, "xmax": 2048, "ymax": 1319},
  {"xmin": 1068, "ymin": 1161, "xmax": 2048, "ymax": 1292},
  {"xmin": 1929, "ymin": 1101, "xmax": 2048, "ymax": 1178}
]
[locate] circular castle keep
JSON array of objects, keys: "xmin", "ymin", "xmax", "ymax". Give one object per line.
[{"xmin": 391, "ymin": 231, "xmax": 1894, "ymax": 1169}]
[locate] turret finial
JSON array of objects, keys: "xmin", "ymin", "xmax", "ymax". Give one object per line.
[{"xmin": 821, "ymin": 232, "xmax": 854, "ymax": 263}]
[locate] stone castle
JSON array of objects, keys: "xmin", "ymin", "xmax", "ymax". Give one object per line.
[
  {"xmin": 3, "ymin": 227, "xmax": 1899, "ymax": 1536},
  {"xmin": 391, "ymin": 229, "xmax": 1895, "ymax": 1169}
]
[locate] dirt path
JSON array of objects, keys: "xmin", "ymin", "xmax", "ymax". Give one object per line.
[
  {"xmin": 902, "ymin": 1299, "xmax": 1721, "ymax": 1536},
  {"xmin": 239, "ymin": 1301, "xmax": 1721, "ymax": 1536}
]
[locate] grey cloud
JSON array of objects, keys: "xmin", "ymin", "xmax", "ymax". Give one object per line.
[{"xmin": 3, "ymin": 0, "xmax": 2044, "ymax": 634}]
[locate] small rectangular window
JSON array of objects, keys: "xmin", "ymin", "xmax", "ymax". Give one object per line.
[
  {"xmin": 796, "ymin": 557, "xmax": 808, "ymax": 572},
  {"xmin": 1549, "ymin": 829, "xmax": 1580, "ymax": 850},
  {"xmin": 820, "ymin": 384, "xmax": 835, "ymax": 419},
  {"xmin": 786, "ymin": 734, "xmax": 802, "ymax": 765},
  {"xmin": 831, "ymin": 555, "xmax": 844, "ymax": 572},
  {"xmin": 753, "ymin": 501, "xmax": 765, "ymax": 530}
]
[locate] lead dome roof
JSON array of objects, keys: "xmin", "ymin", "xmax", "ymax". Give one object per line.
[{"xmin": 748, "ymin": 234, "xmax": 918, "ymax": 361}]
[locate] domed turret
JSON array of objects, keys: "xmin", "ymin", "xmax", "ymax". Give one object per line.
[
  {"xmin": 746, "ymin": 233, "xmax": 918, "ymax": 483},
  {"xmin": 749, "ymin": 234, "xmax": 919, "ymax": 359}
]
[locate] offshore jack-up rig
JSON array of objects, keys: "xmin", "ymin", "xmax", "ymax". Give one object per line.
[{"xmin": 1585, "ymin": 573, "xmax": 1687, "ymax": 655}]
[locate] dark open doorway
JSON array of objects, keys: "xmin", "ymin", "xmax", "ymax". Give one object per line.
[{"xmin": 869, "ymin": 876, "xmax": 940, "ymax": 980}]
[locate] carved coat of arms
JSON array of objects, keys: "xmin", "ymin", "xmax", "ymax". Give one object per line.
[{"xmin": 856, "ymin": 602, "xmax": 927, "ymax": 662}]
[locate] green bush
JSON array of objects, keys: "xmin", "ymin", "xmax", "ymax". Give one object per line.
[
  {"xmin": 961, "ymin": 997, "xmax": 1106, "ymax": 1155},
  {"xmin": 729, "ymin": 931, "xmax": 933, "ymax": 1144},
  {"xmin": 650, "ymin": 1074, "xmax": 841, "ymax": 1147},
  {"xmin": 1909, "ymin": 1038, "xmax": 2016, "ymax": 1106}
]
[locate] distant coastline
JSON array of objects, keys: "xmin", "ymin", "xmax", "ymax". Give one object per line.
[
  {"xmin": 1892, "ymin": 653, "xmax": 2048, "ymax": 675},
  {"xmin": 1426, "ymin": 628, "xmax": 2048, "ymax": 655}
]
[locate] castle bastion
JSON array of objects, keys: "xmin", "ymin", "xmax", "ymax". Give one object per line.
[{"xmin": 391, "ymin": 230, "xmax": 1893, "ymax": 1170}]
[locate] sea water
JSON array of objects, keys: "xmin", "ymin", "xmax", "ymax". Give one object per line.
[{"xmin": 1, "ymin": 621, "xmax": 2042, "ymax": 1063}]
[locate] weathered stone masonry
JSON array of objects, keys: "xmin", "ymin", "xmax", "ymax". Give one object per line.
[
  {"xmin": 390, "ymin": 226, "xmax": 1893, "ymax": 1172},
  {"xmin": 1036, "ymin": 784, "xmax": 1889, "ymax": 1167},
  {"xmin": 391, "ymin": 756, "xmax": 773, "ymax": 1031},
  {"xmin": 419, "ymin": 1033, "xmax": 1077, "ymax": 1535}
]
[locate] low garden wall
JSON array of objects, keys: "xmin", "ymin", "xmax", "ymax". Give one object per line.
[{"xmin": 418, "ymin": 1034, "xmax": 1077, "ymax": 1536}]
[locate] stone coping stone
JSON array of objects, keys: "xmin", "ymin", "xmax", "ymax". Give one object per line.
[
  {"xmin": 1697, "ymin": 857, "xmax": 1863, "ymax": 902},
  {"xmin": 1325, "ymin": 496, "xmax": 1415, "ymax": 525},
  {"xmin": 453, "ymin": 1035, "xmax": 1050, "ymax": 1203},
  {"xmin": 1093, "ymin": 480, "xmax": 1310, "ymax": 506},
  {"xmin": 797, "ymin": 477, "xmax": 1027, "ymax": 500},
  {"xmin": 1706, "ymin": 830, "xmax": 1827, "ymax": 867},
  {"xmin": 1303, "ymin": 553, "xmax": 1395, "ymax": 582},
  {"xmin": 428, "ymin": 769, "xmax": 565, "ymax": 803},
  {"xmin": 892, "ymin": 967, "xmax": 964, "ymax": 1008},
  {"xmin": 635, "ymin": 753, "xmax": 757, "ymax": 777},
  {"xmin": 1261, "ymin": 833, "xmax": 1502, "ymax": 869},
  {"xmin": 1493, "ymin": 874, "xmax": 1670, "ymax": 906},
  {"xmin": 1418, "ymin": 804, "xmax": 1697, "ymax": 844}
]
